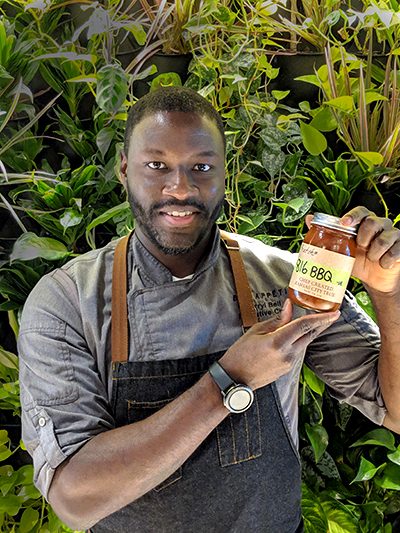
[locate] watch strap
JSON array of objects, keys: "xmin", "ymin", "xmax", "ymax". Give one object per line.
[{"xmin": 209, "ymin": 361, "xmax": 235, "ymax": 392}]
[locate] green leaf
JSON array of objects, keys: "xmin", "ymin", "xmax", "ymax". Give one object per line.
[
  {"xmin": 354, "ymin": 151, "xmax": 384, "ymax": 169},
  {"xmin": 351, "ymin": 456, "xmax": 386, "ymax": 483},
  {"xmin": 388, "ymin": 445, "xmax": 400, "ymax": 466},
  {"xmin": 350, "ymin": 428, "xmax": 396, "ymax": 451},
  {"xmin": 355, "ymin": 291, "xmax": 377, "ymax": 323},
  {"xmin": 96, "ymin": 127, "xmax": 116, "ymax": 158},
  {"xmin": 10, "ymin": 233, "xmax": 71, "ymax": 262},
  {"xmin": 375, "ymin": 462, "xmax": 400, "ymax": 490},
  {"xmin": 19, "ymin": 507, "xmax": 40, "ymax": 533},
  {"xmin": 59, "ymin": 209, "xmax": 84, "ymax": 231},
  {"xmin": 96, "ymin": 64, "xmax": 128, "ymax": 114},
  {"xmin": 0, "ymin": 430, "xmax": 9, "ymax": 446},
  {"xmin": 271, "ymin": 90, "xmax": 290, "ymax": 101},
  {"xmin": 303, "ymin": 365, "xmax": 325, "ymax": 396},
  {"xmin": 131, "ymin": 64, "xmax": 157, "ymax": 83},
  {"xmin": 86, "ymin": 202, "xmax": 130, "ymax": 233},
  {"xmin": 310, "ymin": 107, "xmax": 337, "ymax": 132},
  {"xmin": 0, "ymin": 348, "xmax": 18, "ymax": 370},
  {"xmin": 326, "ymin": 96, "xmax": 355, "ymax": 114},
  {"xmin": 306, "ymin": 423, "xmax": 329, "ymax": 463},
  {"xmin": 237, "ymin": 214, "xmax": 268, "ymax": 234},
  {"xmin": 262, "ymin": 149, "xmax": 286, "ymax": 177},
  {"xmin": 321, "ymin": 498, "xmax": 359, "ymax": 533},
  {"xmin": 301, "ymin": 483, "xmax": 329, "ymax": 533},
  {"xmin": 150, "ymin": 72, "xmax": 182, "ymax": 91},
  {"xmin": 300, "ymin": 121, "xmax": 327, "ymax": 156},
  {"xmin": 0, "ymin": 494, "xmax": 21, "ymax": 515},
  {"xmin": 0, "ymin": 444, "xmax": 11, "ymax": 461}
]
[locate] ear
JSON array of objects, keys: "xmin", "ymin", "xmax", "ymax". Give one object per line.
[{"xmin": 119, "ymin": 149, "xmax": 128, "ymax": 190}]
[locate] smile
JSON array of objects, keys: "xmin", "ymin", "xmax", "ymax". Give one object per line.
[{"xmin": 166, "ymin": 211, "xmax": 195, "ymax": 217}]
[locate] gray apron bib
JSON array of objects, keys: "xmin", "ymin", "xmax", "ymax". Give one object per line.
[{"xmin": 91, "ymin": 232, "xmax": 304, "ymax": 532}]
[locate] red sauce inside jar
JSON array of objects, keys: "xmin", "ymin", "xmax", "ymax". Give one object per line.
[{"xmin": 288, "ymin": 213, "xmax": 357, "ymax": 312}]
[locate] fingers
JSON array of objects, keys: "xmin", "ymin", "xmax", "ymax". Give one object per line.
[
  {"xmin": 341, "ymin": 206, "xmax": 400, "ymax": 269},
  {"xmin": 305, "ymin": 214, "xmax": 314, "ymax": 229},
  {"xmin": 278, "ymin": 309, "xmax": 341, "ymax": 353},
  {"xmin": 366, "ymin": 230, "xmax": 400, "ymax": 268},
  {"xmin": 250, "ymin": 299, "xmax": 293, "ymax": 335}
]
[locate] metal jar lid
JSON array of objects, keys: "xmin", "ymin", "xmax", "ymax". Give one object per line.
[{"xmin": 311, "ymin": 213, "xmax": 358, "ymax": 235}]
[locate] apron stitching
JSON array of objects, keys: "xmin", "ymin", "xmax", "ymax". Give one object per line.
[
  {"xmin": 112, "ymin": 370, "xmax": 205, "ymax": 380},
  {"xmin": 244, "ymin": 411, "xmax": 250, "ymax": 457},
  {"xmin": 229, "ymin": 416, "xmax": 237, "ymax": 463},
  {"xmin": 255, "ymin": 393, "xmax": 262, "ymax": 455}
]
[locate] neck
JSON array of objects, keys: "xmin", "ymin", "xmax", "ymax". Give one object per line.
[{"xmin": 135, "ymin": 227, "xmax": 216, "ymax": 278}]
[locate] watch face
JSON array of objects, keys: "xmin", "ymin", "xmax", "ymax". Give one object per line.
[{"xmin": 226, "ymin": 386, "xmax": 254, "ymax": 413}]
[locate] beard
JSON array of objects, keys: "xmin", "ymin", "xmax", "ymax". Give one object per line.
[{"xmin": 126, "ymin": 189, "xmax": 224, "ymax": 256}]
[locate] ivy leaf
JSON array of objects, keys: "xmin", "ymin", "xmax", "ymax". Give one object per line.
[
  {"xmin": 0, "ymin": 430, "xmax": 9, "ymax": 446},
  {"xmin": 262, "ymin": 149, "xmax": 285, "ymax": 178},
  {"xmin": 0, "ymin": 494, "xmax": 21, "ymax": 516},
  {"xmin": 19, "ymin": 507, "xmax": 40, "ymax": 533},
  {"xmin": 96, "ymin": 64, "xmax": 128, "ymax": 114},
  {"xmin": 303, "ymin": 365, "xmax": 325, "ymax": 396},
  {"xmin": 300, "ymin": 121, "xmax": 327, "ymax": 156},
  {"xmin": 351, "ymin": 457, "xmax": 386, "ymax": 483},
  {"xmin": 388, "ymin": 445, "xmax": 400, "ymax": 466},
  {"xmin": 375, "ymin": 462, "xmax": 400, "ymax": 490},
  {"xmin": 0, "ymin": 444, "xmax": 11, "ymax": 461},
  {"xmin": 350, "ymin": 428, "xmax": 396, "ymax": 451},
  {"xmin": 306, "ymin": 423, "xmax": 329, "ymax": 463}
]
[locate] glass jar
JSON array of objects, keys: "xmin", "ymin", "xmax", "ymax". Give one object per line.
[{"xmin": 288, "ymin": 213, "xmax": 357, "ymax": 312}]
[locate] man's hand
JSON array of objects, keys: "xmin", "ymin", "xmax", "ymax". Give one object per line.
[
  {"xmin": 219, "ymin": 300, "xmax": 340, "ymax": 390},
  {"xmin": 306, "ymin": 207, "xmax": 400, "ymax": 295}
]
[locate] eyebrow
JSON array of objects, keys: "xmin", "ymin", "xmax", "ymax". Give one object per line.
[{"xmin": 143, "ymin": 148, "xmax": 218, "ymax": 158}]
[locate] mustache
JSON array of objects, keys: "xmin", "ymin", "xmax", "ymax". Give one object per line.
[{"xmin": 150, "ymin": 198, "xmax": 207, "ymax": 213}]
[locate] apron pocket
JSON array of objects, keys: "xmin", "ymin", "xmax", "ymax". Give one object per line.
[
  {"xmin": 127, "ymin": 397, "xmax": 182, "ymax": 492},
  {"xmin": 216, "ymin": 391, "xmax": 262, "ymax": 467}
]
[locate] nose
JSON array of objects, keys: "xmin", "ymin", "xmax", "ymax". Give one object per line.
[{"xmin": 163, "ymin": 167, "xmax": 198, "ymax": 200}]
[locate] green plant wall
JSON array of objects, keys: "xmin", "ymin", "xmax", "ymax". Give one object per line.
[{"xmin": 1, "ymin": 0, "xmax": 400, "ymax": 532}]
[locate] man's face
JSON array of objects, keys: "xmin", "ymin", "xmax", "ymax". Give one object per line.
[{"xmin": 120, "ymin": 111, "xmax": 225, "ymax": 257}]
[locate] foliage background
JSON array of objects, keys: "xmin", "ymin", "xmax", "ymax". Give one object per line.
[{"xmin": 1, "ymin": 0, "xmax": 400, "ymax": 531}]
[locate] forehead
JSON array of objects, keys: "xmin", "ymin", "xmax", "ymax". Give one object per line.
[{"xmin": 128, "ymin": 111, "xmax": 224, "ymax": 156}]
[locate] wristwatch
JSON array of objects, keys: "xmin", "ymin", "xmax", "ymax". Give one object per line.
[{"xmin": 209, "ymin": 361, "xmax": 254, "ymax": 413}]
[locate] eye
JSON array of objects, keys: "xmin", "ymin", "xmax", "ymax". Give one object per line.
[
  {"xmin": 193, "ymin": 163, "xmax": 211, "ymax": 172},
  {"xmin": 147, "ymin": 161, "xmax": 167, "ymax": 170}
]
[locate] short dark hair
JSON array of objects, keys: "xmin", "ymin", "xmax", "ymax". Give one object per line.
[{"xmin": 123, "ymin": 86, "xmax": 226, "ymax": 155}]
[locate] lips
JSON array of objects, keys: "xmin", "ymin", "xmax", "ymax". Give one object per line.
[
  {"xmin": 166, "ymin": 211, "xmax": 195, "ymax": 218},
  {"xmin": 159, "ymin": 207, "xmax": 199, "ymax": 227}
]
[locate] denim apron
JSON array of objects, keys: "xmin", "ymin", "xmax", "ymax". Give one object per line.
[{"xmin": 92, "ymin": 233, "xmax": 304, "ymax": 533}]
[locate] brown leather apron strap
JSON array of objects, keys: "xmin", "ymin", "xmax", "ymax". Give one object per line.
[
  {"xmin": 219, "ymin": 230, "xmax": 258, "ymax": 328},
  {"xmin": 111, "ymin": 230, "xmax": 258, "ymax": 364},
  {"xmin": 111, "ymin": 232, "xmax": 132, "ymax": 363}
]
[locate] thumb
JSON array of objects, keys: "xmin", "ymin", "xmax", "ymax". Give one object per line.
[{"xmin": 252, "ymin": 299, "xmax": 293, "ymax": 335}]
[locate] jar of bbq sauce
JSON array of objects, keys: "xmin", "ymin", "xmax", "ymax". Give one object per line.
[{"xmin": 288, "ymin": 213, "xmax": 358, "ymax": 312}]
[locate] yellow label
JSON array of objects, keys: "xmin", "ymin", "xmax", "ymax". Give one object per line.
[{"xmin": 289, "ymin": 244, "xmax": 356, "ymax": 304}]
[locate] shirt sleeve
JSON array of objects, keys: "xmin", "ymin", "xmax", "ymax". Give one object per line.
[
  {"xmin": 18, "ymin": 269, "xmax": 115, "ymax": 500},
  {"xmin": 305, "ymin": 290, "xmax": 386, "ymax": 425}
]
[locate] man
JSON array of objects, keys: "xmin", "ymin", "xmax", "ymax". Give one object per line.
[{"xmin": 19, "ymin": 86, "xmax": 400, "ymax": 533}]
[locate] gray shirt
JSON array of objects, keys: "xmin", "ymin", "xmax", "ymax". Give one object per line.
[{"xmin": 18, "ymin": 229, "xmax": 386, "ymax": 499}]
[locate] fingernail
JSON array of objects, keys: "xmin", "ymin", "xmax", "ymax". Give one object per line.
[
  {"xmin": 341, "ymin": 216, "xmax": 353, "ymax": 226},
  {"xmin": 329, "ymin": 310, "xmax": 341, "ymax": 321},
  {"xmin": 282, "ymin": 299, "xmax": 290, "ymax": 312}
]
